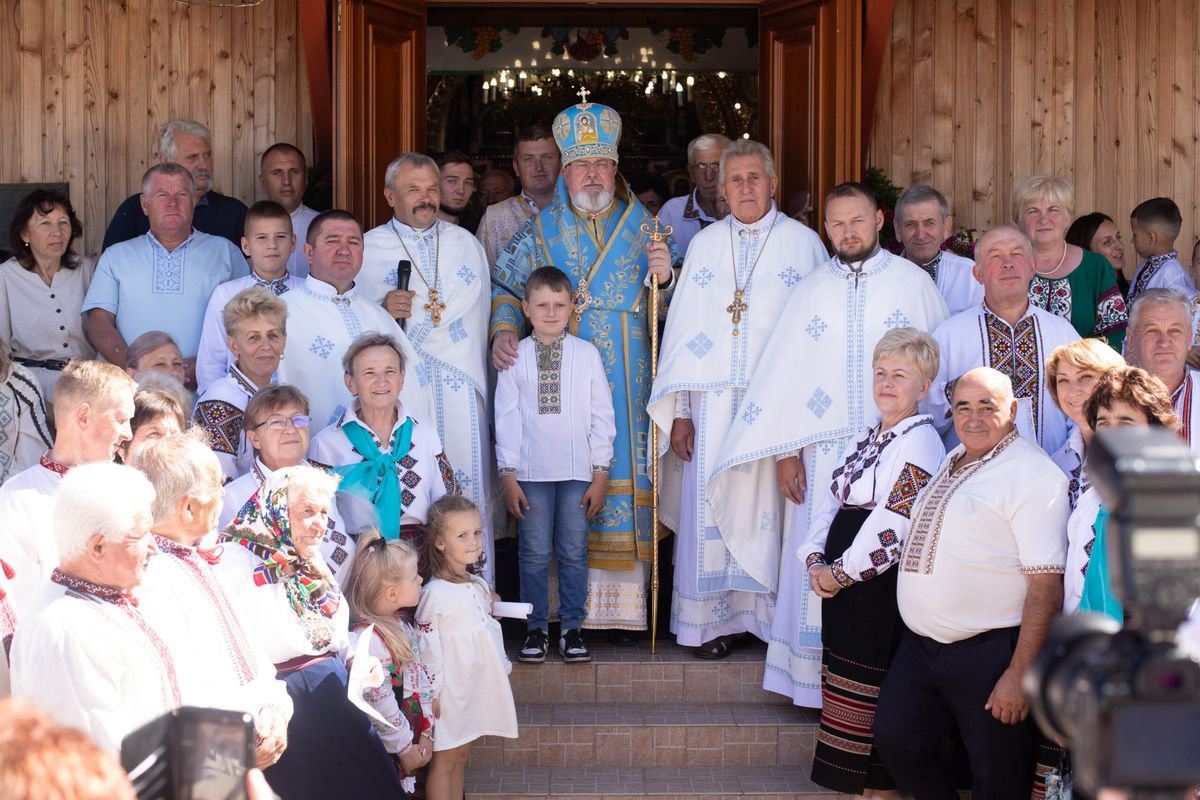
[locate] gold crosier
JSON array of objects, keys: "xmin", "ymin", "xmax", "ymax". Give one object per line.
[{"xmin": 640, "ymin": 216, "xmax": 671, "ymax": 653}]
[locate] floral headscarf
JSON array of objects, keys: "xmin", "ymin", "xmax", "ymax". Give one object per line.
[{"xmin": 219, "ymin": 468, "xmax": 341, "ymax": 649}]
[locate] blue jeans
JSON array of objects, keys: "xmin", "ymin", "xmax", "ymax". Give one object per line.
[{"xmin": 518, "ymin": 479, "xmax": 590, "ymax": 631}]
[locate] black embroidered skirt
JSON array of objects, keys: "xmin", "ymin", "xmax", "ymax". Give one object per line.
[{"xmin": 810, "ymin": 506, "xmax": 902, "ymax": 794}]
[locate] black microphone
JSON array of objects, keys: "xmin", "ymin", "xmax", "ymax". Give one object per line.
[{"xmin": 396, "ymin": 259, "xmax": 412, "ymax": 330}]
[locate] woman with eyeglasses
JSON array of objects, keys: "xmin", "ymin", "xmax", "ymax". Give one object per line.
[
  {"xmin": 219, "ymin": 384, "xmax": 358, "ymax": 585},
  {"xmin": 309, "ymin": 332, "xmax": 461, "ymax": 550},
  {"xmin": 193, "ymin": 286, "xmax": 287, "ymax": 481}
]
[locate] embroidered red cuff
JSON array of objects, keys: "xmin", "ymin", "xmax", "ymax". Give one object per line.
[{"xmin": 829, "ymin": 558, "xmax": 856, "ymax": 588}]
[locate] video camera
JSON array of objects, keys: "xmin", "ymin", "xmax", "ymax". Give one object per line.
[{"xmin": 1025, "ymin": 426, "xmax": 1200, "ymax": 799}]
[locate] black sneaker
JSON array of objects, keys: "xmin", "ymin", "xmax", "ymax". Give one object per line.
[
  {"xmin": 559, "ymin": 628, "xmax": 592, "ymax": 662},
  {"xmin": 519, "ymin": 630, "xmax": 549, "ymax": 663}
]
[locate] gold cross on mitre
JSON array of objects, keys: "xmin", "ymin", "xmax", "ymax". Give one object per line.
[
  {"xmin": 577, "ymin": 86, "xmax": 591, "ymax": 105},
  {"xmin": 640, "ymin": 218, "xmax": 673, "ymax": 242}
]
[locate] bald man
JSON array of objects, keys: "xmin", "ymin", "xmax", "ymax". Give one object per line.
[{"xmin": 875, "ymin": 367, "xmax": 1068, "ymax": 799}]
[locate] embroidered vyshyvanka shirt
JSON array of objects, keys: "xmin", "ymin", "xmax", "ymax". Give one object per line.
[
  {"xmin": 897, "ymin": 431, "xmax": 1069, "ymax": 644},
  {"xmin": 193, "ymin": 364, "xmax": 264, "ymax": 481},
  {"xmin": 494, "ymin": 333, "xmax": 615, "ymax": 483}
]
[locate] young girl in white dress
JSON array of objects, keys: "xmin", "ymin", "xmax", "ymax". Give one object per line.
[
  {"xmin": 345, "ymin": 530, "xmax": 435, "ymax": 794},
  {"xmin": 417, "ymin": 495, "xmax": 518, "ymax": 800}
]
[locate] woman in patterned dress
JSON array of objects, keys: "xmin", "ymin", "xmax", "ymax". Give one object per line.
[
  {"xmin": 802, "ymin": 329, "xmax": 946, "ymax": 796},
  {"xmin": 1015, "ymin": 176, "xmax": 1128, "ymax": 349}
]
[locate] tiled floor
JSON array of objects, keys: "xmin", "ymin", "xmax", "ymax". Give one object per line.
[
  {"xmin": 465, "ymin": 766, "xmax": 846, "ymax": 798},
  {"xmin": 508, "ymin": 637, "xmax": 770, "ymax": 663}
]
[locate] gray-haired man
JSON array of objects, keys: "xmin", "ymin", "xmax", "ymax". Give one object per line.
[{"xmin": 103, "ymin": 118, "xmax": 248, "ymax": 250}]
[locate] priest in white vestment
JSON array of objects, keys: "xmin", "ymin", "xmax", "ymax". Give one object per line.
[
  {"xmin": 895, "ymin": 185, "xmax": 984, "ymax": 315},
  {"xmin": 1125, "ymin": 288, "xmax": 1200, "ymax": 453},
  {"xmin": 10, "ymin": 463, "xmax": 178, "ymax": 754},
  {"xmin": 925, "ymin": 226, "xmax": 1080, "ymax": 455},
  {"xmin": 708, "ymin": 183, "xmax": 948, "ymax": 703},
  {"xmin": 0, "ymin": 361, "xmax": 137, "ymax": 614},
  {"xmin": 359, "ymin": 153, "xmax": 493, "ymax": 546},
  {"xmin": 135, "ymin": 434, "xmax": 291, "ymax": 768},
  {"xmin": 275, "ymin": 210, "xmax": 432, "ymax": 430},
  {"xmin": 649, "ymin": 140, "xmax": 828, "ymax": 656}
]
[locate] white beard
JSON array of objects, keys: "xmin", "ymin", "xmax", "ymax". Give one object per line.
[{"xmin": 570, "ymin": 188, "xmax": 615, "ymax": 215}]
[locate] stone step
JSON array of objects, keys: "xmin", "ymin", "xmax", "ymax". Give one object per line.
[
  {"xmin": 465, "ymin": 766, "xmax": 849, "ymax": 799},
  {"xmin": 470, "ymin": 703, "xmax": 819, "ymax": 769},
  {"xmin": 506, "ymin": 638, "xmax": 789, "ymax": 706}
]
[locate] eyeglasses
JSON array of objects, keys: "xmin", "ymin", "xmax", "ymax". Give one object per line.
[
  {"xmin": 691, "ymin": 162, "xmax": 721, "ymax": 174},
  {"xmin": 568, "ymin": 159, "xmax": 617, "ymax": 175},
  {"xmin": 252, "ymin": 415, "xmax": 311, "ymax": 432}
]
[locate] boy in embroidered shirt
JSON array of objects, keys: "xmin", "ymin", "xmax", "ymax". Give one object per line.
[
  {"xmin": 494, "ymin": 266, "xmax": 616, "ymax": 664},
  {"xmin": 1128, "ymin": 196, "xmax": 1195, "ymax": 305},
  {"xmin": 195, "ymin": 201, "xmax": 304, "ymax": 392}
]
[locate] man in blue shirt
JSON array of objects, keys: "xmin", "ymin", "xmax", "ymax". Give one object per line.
[
  {"xmin": 102, "ymin": 119, "xmax": 247, "ymax": 250},
  {"xmin": 83, "ymin": 163, "xmax": 248, "ymax": 389}
]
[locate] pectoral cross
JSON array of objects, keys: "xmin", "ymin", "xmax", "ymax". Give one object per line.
[
  {"xmin": 727, "ymin": 290, "xmax": 748, "ymax": 336},
  {"xmin": 424, "ymin": 288, "xmax": 447, "ymax": 326},
  {"xmin": 577, "ymin": 86, "xmax": 591, "ymax": 105}
]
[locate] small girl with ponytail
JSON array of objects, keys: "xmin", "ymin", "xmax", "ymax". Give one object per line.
[
  {"xmin": 345, "ymin": 529, "xmax": 435, "ymax": 792},
  {"xmin": 418, "ymin": 495, "xmax": 518, "ymax": 800}
]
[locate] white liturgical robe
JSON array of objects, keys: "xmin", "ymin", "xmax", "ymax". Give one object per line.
[
  {"xmin": 925, "ymin": 302, "xmax": 1079, "ymax": 454},
  {"xmin": 707, "ymin": 249, "xmax": 948, "ymax": 705},
  {"xmin": 274, "ymin": 276, "xmax": 432, "ymax": 430},
  {"xmin": 139, "ymin": 535, "xmax": 293, "ymax": 725},
  {"xmin": 648, "ymin": 212, "xmax": 828, "ymax": 648},
  {"xmin": 359, "ymin": 219, "xmax": 493, "ymax": 535},
  {"xmin": 11, "ymin": 571, "xmax": 182, "ymax": 754},
  {"xmin": 905, "ymin": 249, "xmax": 984, "ymax": 316}
]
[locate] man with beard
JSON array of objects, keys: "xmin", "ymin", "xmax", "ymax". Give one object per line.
[
  {"xmin": 925, "ymin": 225, "xmax": 1079, "ymax": 454},
  {"xmin": 709, "ymin": 182, "xmax": 948, "ymax": 703},
  {"xmin": 436, "ymin": 151, "xmax": 479, "ymax": 230},
  {"xmin": 659, "ymin": 133, "xmax": 732, "ymax": 257},
  {"xmin": 895, "ymin": 184, "xmax": 983, "ymax": 315},
  {"xmin": 648, "ymin": 139, "xmax": 828, "ymax": 659},
  {"xmin": 491, "ymin": 93, "xmax": 677, "ymax": 637},
  {"xmin": 103, "ymin": 119, "xmax": 247, "ymax": 250},
  {"xmin": 477, "ymin": 125, "xmax": 562, "ymax": 266},
  {"xmin": 358, "ymin": 152, "xmax": 494, "ymax": 563}
]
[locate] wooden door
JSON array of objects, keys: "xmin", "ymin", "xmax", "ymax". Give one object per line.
[
  {"xmin": 759, "ymin": 0, "xmax": 863, "ymax": 231},
  {"xmin": 333, "ymin": 0, "xmax": 426, "ymax": 227}
]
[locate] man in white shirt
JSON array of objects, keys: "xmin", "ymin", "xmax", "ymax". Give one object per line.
[
  {"xmin": 0, "ymin": 361, "xmax": 136, "ymax": 614},
  {"xmin": 895, "ymin": 184, "xmax": 984, "ymax": 315},
  {"xmin": 259, "ymin": 143, "xmax": 320, "ymax": 279},
  {"xmin": 134, "ymin": 433, "xmax": 291, "ymax": 769},
  {"xmin": 274, "ymin": 209, "xmax": 430, "ymax": 429},
  {"xmin": 476, "ymin": 124, "xmax": 562, "ymax": 266},
  {"xmin": 1125, "ymin": 288, "xmax": 1200, "ymax": 452},
  {"xmin": 658, "ymin": 133, "xmax": 732, "ymax": 258},
  {"xmin": 925, "ymin": 225, "xmax": 1080, "ymax": 454},
  {"xmin": 10, "ymin": 462, "xmax": 177, "ymax": 755},
  {"xmin": 874, "ymin": 367, "xmax": 1068, "ymax": 799}
]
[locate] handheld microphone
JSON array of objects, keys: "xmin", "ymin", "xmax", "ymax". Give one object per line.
[{"xmin": 396, "ymin": 259, "xmax": 412, "ymax": 330}]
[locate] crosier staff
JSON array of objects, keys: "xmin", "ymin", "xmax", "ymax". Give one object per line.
[{"xmin": 640, "ymin": 216, "xmax": 672, "ymax": 653}]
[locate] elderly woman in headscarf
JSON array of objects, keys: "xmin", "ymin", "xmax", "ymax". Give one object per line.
[{"xmin": 215, "ymin": 464, "xmax": 404, "ymax": 798}]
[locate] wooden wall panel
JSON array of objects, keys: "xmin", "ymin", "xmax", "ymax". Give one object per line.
[
  {"xmin": 0, "ymin": 0, "xmax": 313, "ymax": 255},
  {"xmin": 869, "ymin": 0, "xmax": 1200, "ymax": 252}
]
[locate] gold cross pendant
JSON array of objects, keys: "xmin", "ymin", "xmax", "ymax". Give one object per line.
[
  {"xmin": 425, "ymin": 289, "xmax": 447, "ymax": 326},
  {"xmin": 727, "ymin": 290, "xmax": 748, "ymax": 336}
]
